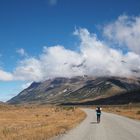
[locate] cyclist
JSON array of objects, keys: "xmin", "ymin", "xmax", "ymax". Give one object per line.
[{"xmin": 96, "ymin": 107, "xmax": 102, "ymax": 123}]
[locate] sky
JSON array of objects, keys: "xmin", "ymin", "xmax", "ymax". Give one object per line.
[{"xmin": 0, "ymin": 0, "xmax": 140, "ymax": 102}]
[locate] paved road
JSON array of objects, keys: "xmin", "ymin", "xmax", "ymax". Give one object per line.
[{"xmin": 52, "ymin": 108, "xmax": 140, "ymax": 140}]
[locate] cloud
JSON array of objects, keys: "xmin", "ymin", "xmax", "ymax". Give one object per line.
[
  {"xmin": 13, "ymin": 57, "xmax": 42, "ymax": 81},
  {"xmin": 103, "ymin": 15, "xmax": 140, "ymax": 54},
  {"xmin": 10, "ymin": 28, "xmax": 140, "ymax": 81},
  {"xmin": 1, "ymin": 15, "xmax": 140, "ymax": 82},
  {"xmin": 73, "ymin": 28, "xmax": 140, "ymax": 77},
  {"xmin": 48, "ymin": 0, "xmax": 58, "ymax": 6},
  {"xmin": 16, "ymin": 48, "xmax": 27, "ymax": 57},
  {"xmin": 22, "ymin": 82, "xmax": 32, "ymax": 89},
  {"xmin": 0, "ymin": 70, "xmax": 13, "ymax": 81},
  {"xmin": 13, "ymin": 46, "xmax": 84, "ymax": 81}
]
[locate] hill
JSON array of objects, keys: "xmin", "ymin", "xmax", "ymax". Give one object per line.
[{"xmin": 7, "ymin": 76, "xmax": 140, "ymax": 105}]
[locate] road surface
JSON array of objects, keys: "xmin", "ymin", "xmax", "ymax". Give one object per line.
[{"xmin": 51, "ymin": 108, "xmax": 140, "ymax": 140}]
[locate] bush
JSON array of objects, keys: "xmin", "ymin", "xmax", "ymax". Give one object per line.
[{"xmin": 62, "ymin": 106, "xmax": 75, "ymax": 111}]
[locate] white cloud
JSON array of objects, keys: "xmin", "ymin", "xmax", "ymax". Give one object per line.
[
  {"xmin": 16, "ymin": 48, "xmax": 27, "ymax": 57},
  {"xmin": 0, "ymin": 70, "xmax": 13, "ymax": 81},
  {"xmin": 11, "ymin": 28, "xmax": 140, "ymax": 81},
  {"xmin": 1, "ymin": 25, "xmax": 140, "ymax": 82},
  {"xmin": 13, "ymin": 58, "xmax": 43, "ymax": 81},
  {"xmin": 22, "ymin": 82, "xmax": 32, "ymax": 89},
  {"xmin": 48, "ymin": 0, "xmax": 58, "ymax": 6},
  {"xmin": 103, "ymin": 15, "xmax": 140, "ymax": 54},
  {"xmin": 73, "ymin": 28, "xmax": 140, "ymax": 77}
]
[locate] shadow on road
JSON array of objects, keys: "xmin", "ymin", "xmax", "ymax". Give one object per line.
[{"xmin": 90, "ymin": 122, "xmax": 97, "ymax": 124}]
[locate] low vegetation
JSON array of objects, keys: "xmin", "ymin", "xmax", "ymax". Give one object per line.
[
  {"xmin": 0, "ymin": 105, "xmax": 86, "ymax": 140},
  {"xmin": 102, "ymin": 104, "xmax": 140, "ymax": 120}
]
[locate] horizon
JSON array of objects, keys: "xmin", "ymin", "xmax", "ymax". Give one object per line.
[{"xmin": 0, "ymin": 0, "xmax": 140, "ymax": 101}]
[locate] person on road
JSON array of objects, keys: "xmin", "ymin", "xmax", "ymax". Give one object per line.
[{"xmin": 96, "ymin": 107, "xmax": 102, "ymax": 123}]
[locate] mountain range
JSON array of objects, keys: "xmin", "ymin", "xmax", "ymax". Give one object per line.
[{"xmin": 8, "ymin": 76, "xmax": 140, "ymax": 105}]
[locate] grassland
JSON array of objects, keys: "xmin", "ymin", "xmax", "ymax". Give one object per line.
[
  {"xmin": 0, "ymin": 105, "xmax": 86, "ymax": 140},
  {"xmin": 102, "ymin": 104, "xmax": 140, "ymax": 120}
]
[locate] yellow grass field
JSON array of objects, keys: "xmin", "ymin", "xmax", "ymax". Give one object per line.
[
  {"xmin": 0, "ymin": 105, "xmax": 86, "ymax": 140},
  {"xmin": 102, "ymin": 105, "xmax": 140, "ymax": 120}
]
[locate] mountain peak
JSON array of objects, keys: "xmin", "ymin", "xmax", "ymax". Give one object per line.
[
  {"xmin": 28, "ymin": 82, "xmax": 41, "ymax": 89},
  {"xmin": 7, "ymin": 76, "xmax": 140, "ymax": 105}
]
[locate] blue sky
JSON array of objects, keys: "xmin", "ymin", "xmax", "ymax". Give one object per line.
[{"xmin": 0, "ymin": 0, "xmax": 140, "ymax": 102}]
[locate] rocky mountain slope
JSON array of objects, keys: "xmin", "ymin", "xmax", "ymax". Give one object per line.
[
  {"xmin": 62, "ymin": 89, "xmax": 140, "ymax": 105},
  {"xmin": 7, "ymin": 76, "xmax": 140, "ymax": 105}
]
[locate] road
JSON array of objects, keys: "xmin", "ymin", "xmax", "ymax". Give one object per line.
[{"xmin": 51, "ymin": 108, "xmax": 140, "ymax": 140}]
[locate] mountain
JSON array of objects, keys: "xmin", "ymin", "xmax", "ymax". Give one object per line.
[
  {"xmin": 0, "ymin": 101, "xmax": 4, "ymax": 104},
  {"xmin": 7, "ymin": 76, "xmax": 140, "ymax": 105},
  {"xmin": 0, "ymin": 101, "xmax": 7, "ymax": 107},
  {"xmin": 62, "ymin": 89, "xmax": 140, "ymax": 105}
]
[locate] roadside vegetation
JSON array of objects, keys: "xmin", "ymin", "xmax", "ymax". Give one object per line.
[
  {"xmin": 0, "ymin": 105, "xmax": 86, "ymax": 140},
  {"xmin": 102, "ymin": 104, "xmax": 140, "ymax": 120}
]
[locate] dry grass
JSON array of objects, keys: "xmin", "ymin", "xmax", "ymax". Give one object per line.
[
  {"xmin": 0, "ymin": 105, "xmax": 86, "ymax": 140},
  {"xmin": 102, "ymin": 104, "xmax": 140, "ymax": 120}
]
